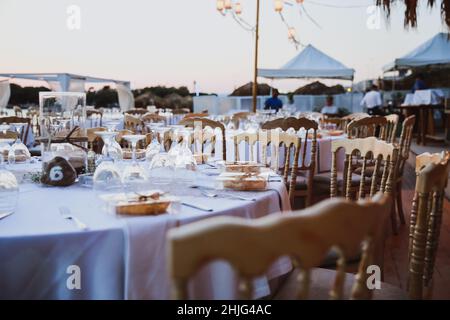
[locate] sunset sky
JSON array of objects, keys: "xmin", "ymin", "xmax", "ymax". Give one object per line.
[{"xmin": 0, "ymin": 0, "xmax": 446, "ymax": 93}]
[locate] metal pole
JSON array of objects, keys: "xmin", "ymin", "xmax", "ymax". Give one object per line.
[{"xmin": 252, "ymin": 0, "xmax": 260, "ymax": 113}]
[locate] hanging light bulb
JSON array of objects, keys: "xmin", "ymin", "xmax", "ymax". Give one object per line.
[
  {"xmin": 235, "ymin": 2, "xmax": 242, "ymax": 15},
  {"xmin": 224, "ymin": 0, "xmax": 232, "ymax": 10},
  {"xmin": 274, "ymin": 0, "xmax": 283, "ymax": 13},
  {"xmin": 217, "ymin": 0, "xmax": 224, "ymax": 12},
  {"xmin": 288, "ymin": 27, "xmax": 296, "ymax": 40}
]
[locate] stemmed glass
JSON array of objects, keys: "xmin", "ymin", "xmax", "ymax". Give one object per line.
[
  {"xmin": 93, "ymin": 131, "xmax": 122, "ymax": 193},
  {"xmin": 0, "ymin": 153, "xmax": 19, "ymax": 216},
  {"xmin": 122, "ymin": 135, "xmax": 148, "ymax": 194},
  {"xmin": 7, "ymin": 123, "xmax": 31, "ymax": 164}
]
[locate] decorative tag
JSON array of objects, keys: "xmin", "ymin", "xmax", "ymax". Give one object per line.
[{"xmin": 40, "ymin": 156, "xmax": 77, "ymax": 187}]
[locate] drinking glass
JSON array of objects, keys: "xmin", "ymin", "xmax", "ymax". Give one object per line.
[{"xmin": 0, "ymin": 154, "xmax": 19, "ymax": 216}]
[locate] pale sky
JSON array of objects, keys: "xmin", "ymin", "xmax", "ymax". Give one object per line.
[{"xmin": 0, "ymin": 0, "xmax": 446, "ymax": 94}]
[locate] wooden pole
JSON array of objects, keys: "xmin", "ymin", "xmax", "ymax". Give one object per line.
[{"xmin": 252, "ymin": 0, "xmax": 260, "ymax": 113}]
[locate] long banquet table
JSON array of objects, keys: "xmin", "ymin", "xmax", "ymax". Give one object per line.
[{"xmin": 0, "ymin": 162, "xmax": 292, "ymax": 300}]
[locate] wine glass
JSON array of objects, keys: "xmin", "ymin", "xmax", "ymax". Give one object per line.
[
  {"xmin": 122, "ymin": 135, "xmax": 146, "ymax": 164},
  {"xmin": 93, "ymin": 132, "xmax": 122, "ymax": 194},
  {"xmin": 96, "ymin": 131, "xmax": 123, "ymax": 161},
  {"xmin": 8, "ymin": 123, "xmax": 31, "ymax": 164},
  {"xmin": 121, "ymin": 135, "xmax": 148, "ymax": 194},
  {"xmin": 0, "ymin": 154, "xmax": 19, "ymax": 216}
]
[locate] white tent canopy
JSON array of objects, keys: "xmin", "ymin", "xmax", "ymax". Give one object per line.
[
  {"xmin": 383, "ymin": 33, "xmax": 450, "ymax": 72},
  {"xmin": 258, "ymin": 44, "xmax": 355, "ymax": 80},
  {"xmin": 0, "ymin": 72, "xmax": 134, "ymax": 111}
]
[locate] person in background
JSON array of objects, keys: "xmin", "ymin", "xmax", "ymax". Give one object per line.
[
  {"xmin": 264, "ymin": 89, "xmax": 283, "ymax": 112},
  {"xmin": 321, "ymin": 96, "xmax": 339, "ymax": 117},
  {"xmin": 412, "ymin": 74, "xmax": 427, "ymax": 93},
  {"xmin": 360, "ymin": 84, "xmax": 384, "ymax": 116}
]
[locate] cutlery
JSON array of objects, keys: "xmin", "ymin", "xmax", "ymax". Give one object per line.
[
  {"xmin": 59, "ymin": 207, "xmax": 89, "ymax": 230},
  {"xmin": 201, "ymin": 190, "xmax": 256, "ymax": 202},
  {"xmin": 181, "ymin": 201, "xmax": 213, "ymax": 212},
  {"xmin": 0, "ymin": 212, "xmax": 13, "ymax": 220}
]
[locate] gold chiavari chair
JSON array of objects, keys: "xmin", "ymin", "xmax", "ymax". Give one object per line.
[
  {"xmin": 272, "ymin": 131, "xmax": 302, "ymax": 207},
  {"xmin": 0, "ymin": 116, "xmax": 31, "ymax": 145},
  {"xmin": 141, "ymin": 113, "xmax": 166, "ymax": 131},
  {"xmin": 13, "ymin": 106, "xmax": 23, "ymax": 117},
  {"xmin": 168, "ymin": 193, "xmax": 406, "ymax": 300},
  {"xmin": 86, "ymin": 110, "xmax": 103, "ymax": 127},
  {"xmin": 179, "ymin": 117, "xmax": 226, "ymax": 160},
  {"xmin": 0, "ymin": 130, "xmax": 19, "ymax": 140},
  {"xmin": 319, "ymin": 117, "xmax": 346, "ymax": 130},
  {"xmin": 183, "ymin": 113, "xmax": 208, "ymax": 119},
  {"xmin": 382, "ymin": 114, "xmax": 399, "ymax": 143},
  {"xmin": 115, "ymin": 129, "xmax": 134, "ymax": 148},
  {"xmin": 408, "ymin": 151, "xmax": 450, "ymax": 299},
  {"xmin": 124, "ymin": 114, "xmax": 143, "ymax": 133},
  {"xmin": 233, "ymin": 131, "xmax": 258, "ymax": 162},
  {"xmin": 393, "ymin": 115, "xmax": 415, "ymax": 227},
  {"xmin": 346, "ymin": 116, "xmax": 388, "ymax": 140},
  {"xmin": 231, "ymin": 112, "xmax": 254, "ymax": 129},
  {"xmin": 124, "ymin": 109, "xmax": 147, "ymax": 116},
  {"xmin": 87, "ymin": 127, "xmax": 106, "ymax": 153},
  {"xmin": 330, "ymin": 136, "xmax": 399, "ymax": 232}
]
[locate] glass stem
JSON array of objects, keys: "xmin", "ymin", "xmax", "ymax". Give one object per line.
[{"xmin": 132, "ymin": 141, "xmax": 137, "ymax": 163}]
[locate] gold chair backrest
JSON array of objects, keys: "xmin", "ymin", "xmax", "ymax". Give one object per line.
[
  {"xmin": 330, "ymin": 137, "xmax": 398, "ymax": 201},
  {"xmin": 0, "ymin": 116, "xmax": 31, "ymax": 145},
  {"xmin": 408, "ymin": 151, "xmax": 450, "ymax": 300},
  {"xmin": 0, "ymin": 130, "xmax": 19, "ymax": 140},
  {"xmin": 396, "ymin": 115, "xmax": 416, "ymax": 178},
  {"xmin": 124, "ymin": 109, "xmax": 147, "ymax": 116},
  {"xmin": 347, "ymin": 116, "xmax": 388, "ymax": 140},
  {"xmin": 124, "ymin": 114, "xmax": 143, "ymax": 133},
  {"xmin": 168, "ymin": 193, "xmax": 391, "ymax": 300},
  {"xmin": 233, "ymin": 131, "xmax": 258, "ymax": 162},
  {"xmin": 183, "ymin": 113, "xmax": 208, "ymax": 119},
  {"xmin": 382, "ymin": 114, "xmax": 399, "ymax": 143},
  {"xmin": 179, "ymin": 117, "xmax": 226, "ymax": 160}
]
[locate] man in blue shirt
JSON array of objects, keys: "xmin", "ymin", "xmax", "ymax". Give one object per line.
[
  {"xmin": 264, "ymin": 89, "xmax": 283, "ymax": 112},
  {"xmin": 412, "ymin": 74, "xmax": 427, "ymax": 93}
]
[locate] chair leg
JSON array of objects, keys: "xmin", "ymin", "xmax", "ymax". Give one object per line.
[
  {"xmin": 396, "ymin": 180, "xmax": 406, "ymax": 225},
  {"xmin": 391, "ymin": 209, "xmax": 398, "ymax": 235}
]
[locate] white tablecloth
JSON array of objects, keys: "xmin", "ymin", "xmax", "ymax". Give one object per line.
[{"xmin": 0, "ymin": 163, "xmax": 292, "ymax": 299}]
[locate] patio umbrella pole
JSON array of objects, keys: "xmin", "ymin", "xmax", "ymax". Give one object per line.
[{"xmin": 252, "ymin": 0, "xmax": 260, "ymax": 113}]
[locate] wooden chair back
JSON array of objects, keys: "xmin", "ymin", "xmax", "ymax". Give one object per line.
[
  {"xmin": 347, "ymin": 116, "xmax": 388, "ymax": 140},
  {"xmin": 381, "ymin": 114, "xmax": 399, "ymax": 143},
  {"xmin": 396, "ymin": 115, "xmax": 416, "ymax": 178},
  {"xmin": 330, "ymin": 137, "xmax": 398, "ymax": 201},
  {"xmin": 86, "ymin": 110, "xmax": 103, "ymax": 127},
  {"xmin": 408, "ymin": 151, "xmax": 450, "ymax": 299},
  {"xmin": 191, "ymin": 127, "xmax": 216, "ymax": 158},
  {"xmin": 0, "ymin": 116, "xmax": 31, "ymax": 145},
  {"xmin": 141, "ymin": 113, "xmax": 166, "ymax": 125},
  {"xmin": 183, "ymin": 113, "xmax": 208, "ymax": 119},
  {"xmin": 168, "ymin": 193, "xmax": 391, "ymax": 300},
  {"xmin": 124, "ymin": 114, "xmax": 143, "ymax": 133},
  {"xmin": 320, "ymin": 117, "xmax": 346, "ymax": 130},
  {"xmin": 179, "ymin": 117, "xmax": 226, "ymax": 160},
  {"xmin": 231, "ymin": 112, "xmax": 254, "ymax": 128},
  {"xmin": 233, "ymin": 131, "xmax": 258, "ymax": 162},
  {"xmin": 13, "ymin": 106, "xmax": 23, "ymax": 117},
  {"xmin": 124, "ymin": 109, "xmax": 147, "ymax": 116},
  {"xmin": 0, "ymin": 130, "xmax": 19, "ymax": 140},
  {"xmin": 115, "ymin": 129, "xmax": 134, "ymax": 148}
]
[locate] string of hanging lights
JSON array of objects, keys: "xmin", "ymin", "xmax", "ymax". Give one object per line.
[
  {"xmin": 214, "ymin": 0, "xmax": 320, "ymax": 112},
  {"xmin": 217, "ymin": 0, "xmax": 255, "ymax": 32}
]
